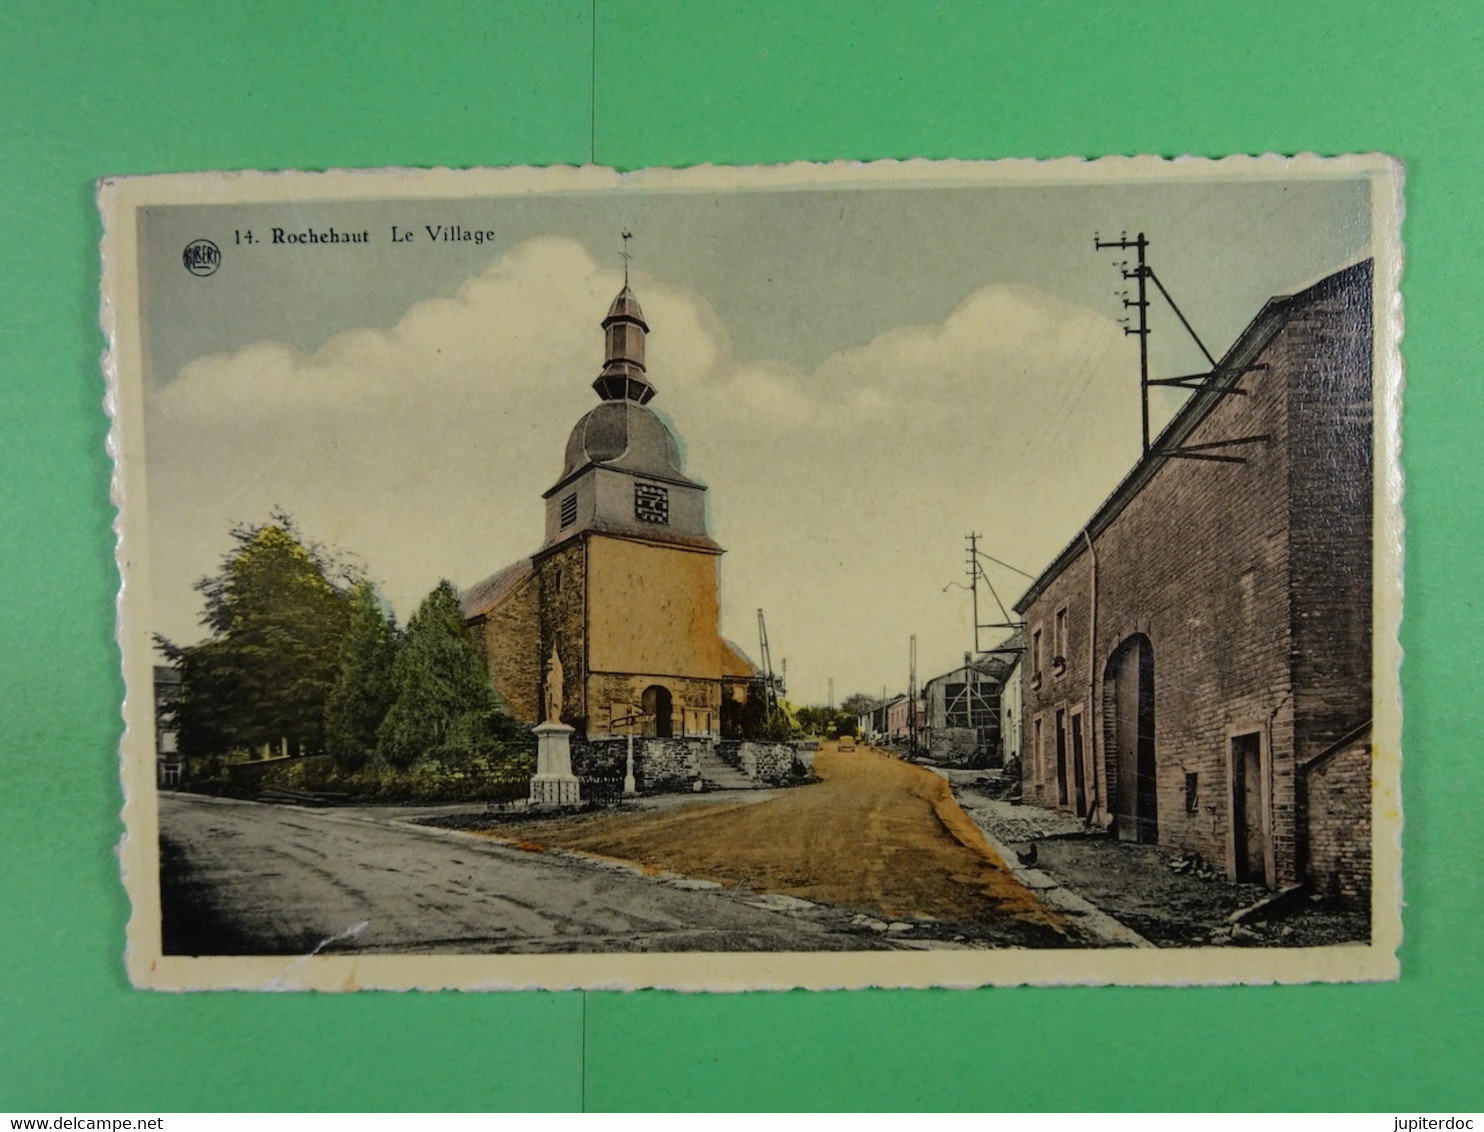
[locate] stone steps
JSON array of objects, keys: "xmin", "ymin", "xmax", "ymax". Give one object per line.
[{"xmin": 694, "ymin": 745, "xmax": 757, "ymax": 790}]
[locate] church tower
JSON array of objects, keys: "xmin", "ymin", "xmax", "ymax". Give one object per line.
[{"xmin": 463, "ymin": 277, "xmax": 754, "ymax": 742}]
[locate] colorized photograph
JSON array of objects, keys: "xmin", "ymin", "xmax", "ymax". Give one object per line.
[{"xmin": 102, "ymin": 158, "xmax": 1403, "ymax": 989}]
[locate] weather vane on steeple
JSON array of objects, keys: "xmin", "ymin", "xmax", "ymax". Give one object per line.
[{"xmin": 620, "ymin": 230, "xmax": 633, "ymax": 284}]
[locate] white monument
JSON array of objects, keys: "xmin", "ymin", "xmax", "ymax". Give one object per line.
[{"xmin": 529, "ymin": 645, "xmax": 580, "ymax": 808}]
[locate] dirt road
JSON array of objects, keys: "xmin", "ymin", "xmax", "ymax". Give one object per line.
[{"xmin": 480, "ymin": 745, "xmax": 1069, "ymax": 946}]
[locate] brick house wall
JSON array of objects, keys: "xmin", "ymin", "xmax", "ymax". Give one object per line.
[
  {"xmin": 1016, "ymin": 262, "xmax": 1372, "ymax": 898},
  {"xmin": 1300, "ymin": 727, "xmax": 1372, "ymax": 903}
]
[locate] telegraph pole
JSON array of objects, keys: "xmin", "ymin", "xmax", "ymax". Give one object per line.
[
  {"xmin": 1095, "ymin": 231, "xmax": 1150, "ymax": 454},
  {"xmin": 1095, "ymin": 230, "xmax": 1266, "ymax": 465},
  {"xmin": 908, "ymin": 634, "xmax": 918, "ymax": 757},
  {"xmin": 966, "ymin": 532, "xmax": 982, "ymax": 655}
]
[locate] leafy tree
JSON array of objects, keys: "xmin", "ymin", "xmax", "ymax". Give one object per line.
[
  {"xmin": 324, "ymin": 581, "xmax": 399, "ymax": 768},
  {"xmin": 377, "ymin": 580, "xmax": 519, "ymax": 767},
  {"xmin": 161, "ymin": 514, "xmax": 355, "ymax": 759},
  {"xmin": 722, "ymin": 677, "xmax": 798, "ymax": 741},
  {"xmin": 795, "ymin": 705, "xmax": 859, "ymax": 738}
]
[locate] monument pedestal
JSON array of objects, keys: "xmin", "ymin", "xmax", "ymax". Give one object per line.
[{"xmin": 529, "ymin": 721, "xmax": 580, "ymax": 808}]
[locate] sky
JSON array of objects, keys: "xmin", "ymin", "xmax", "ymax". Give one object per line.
[{"xmin": 137, "ymin": 168, "xmax": 1373, "ymax": 705}]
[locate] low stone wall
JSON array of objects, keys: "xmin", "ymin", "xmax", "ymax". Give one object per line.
[
  {"xmin": 570, "ymin": 737, "xmax": 628, "ymax": 780},
  {"xmin": 637, "ymin": 737, "xmax": 704, "ymax": 793},
  {"xmin": 738, "ymin": 741, "xmax": 798, "ymax": 785},
  {"xmin": 792, "ymin": 739, "xmax": 818, "ymax": 776}
]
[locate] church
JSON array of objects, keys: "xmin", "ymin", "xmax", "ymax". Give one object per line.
[{"xmin": 462, "ymin": 278, "xmax": 756, "ymax": 743}]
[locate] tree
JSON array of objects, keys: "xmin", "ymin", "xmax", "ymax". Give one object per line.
[
  {"xmin": 324, "ymin": 581, "xmax": 399, "ymax": 768},
  {"xmin": 722, "ymin": 677, "xmax": 798, "ymax": 741},
  {"xmin": 161, "ymin": 514, "xmax": 355, "ymax": 758},
  {"xmin": 795, "ymin": 704, "xmax": 859, "ymax": 738},
  {"xmin": 377, "ymin": 580, "xmax": 519, "ymax": 767}
]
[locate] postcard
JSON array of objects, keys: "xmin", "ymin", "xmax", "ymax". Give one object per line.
[{"xmin": 101, "ymin": 156, "xmax": 1403, "ymax": 989}]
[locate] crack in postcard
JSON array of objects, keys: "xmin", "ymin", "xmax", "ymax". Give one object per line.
[{"xmin": 101, "ymin": 157, "xmax": 1404, "ymax": 990}]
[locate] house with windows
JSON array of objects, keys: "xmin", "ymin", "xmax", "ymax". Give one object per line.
[{"xmin": 1014, "ymin": 261, "xmax": 1374, "ymax": 903}]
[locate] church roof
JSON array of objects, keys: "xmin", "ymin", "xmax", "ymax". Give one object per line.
[
  {"xmin": 720, "ymin": 638, "xmax": 760, "ymax": 678},
  {"xmin": 551, "ymin": 399, "xmax": 704, "ymax": 493},
  {"xmin": 603, "ymin": 284, "xmax": 649, "ymax": 330},
  {"xmin": 460, "ymin": 556, "xmax": 534, "ymax": 620}
]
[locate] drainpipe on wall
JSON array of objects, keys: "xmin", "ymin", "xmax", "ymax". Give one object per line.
[{"xmin": 1083, "ymin": 527, "xmax": 1101, "ymax": 826}]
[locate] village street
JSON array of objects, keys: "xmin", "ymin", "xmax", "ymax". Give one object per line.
[{"xmin": 159, "ymin": 746, "xmax": 1100, "ymax": 954}]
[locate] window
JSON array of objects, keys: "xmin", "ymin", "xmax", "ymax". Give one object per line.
[
  {"xmin": 634, "ymin": 483, "xmax": 669, "ymax": 524},
  {"xmin": 1053, "ymin": 607, "xmax": 1069, "ymax": 674},
  {"xmin": 1031, "ymin": 628, "xmax": 1043, "ymax": 687},
  {"xmin": 1033, "ymin": 716, "xmax": 1043, "ymax": 781},
  {"xmin": 560, "ymin": 493, "xmax": 577, "ymax": 528},
  {"xmin": 1185, "ymin": 771, "xmax": 1199, "ymax": 815}
]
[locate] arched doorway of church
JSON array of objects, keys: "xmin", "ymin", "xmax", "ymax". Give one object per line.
[
  {"xmin": 1103, "ymin": 634, "xmax": 1157, "ymax": 843},
  {"xmin": 642, "ymin": 684, "xmax": 673, "ymax": 739}
]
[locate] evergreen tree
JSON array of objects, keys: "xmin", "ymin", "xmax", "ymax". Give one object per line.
[
  {"xmin": 324, "ymin": 581, "xmax": 399, "ymax": 767},
  {"xmin": 162, "ymin": 514, "xmax": 355, "ymax": 758},
  {"xmin": 377, "ymin": 580, "xmax": 517, "ymax": 767}
]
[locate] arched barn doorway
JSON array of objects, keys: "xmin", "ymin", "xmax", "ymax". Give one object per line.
[
  {"xmin": 641, "ymin": 684, "xmax": 673, "ymax": 739},
  {"xmin": 1104, "ymin": 635, "xmax": 1157, "ymax": 843}
]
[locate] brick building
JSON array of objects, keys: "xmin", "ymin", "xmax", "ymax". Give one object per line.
[
  {"xmin": 1014, "ymin": 260, "xmax": 1373, "ymax": 902},
  {"xmin": 462, "ymin": 282, "xmax": 755, "ymax": 744}
]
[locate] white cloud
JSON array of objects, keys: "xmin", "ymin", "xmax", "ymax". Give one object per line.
[{"xmin": 148, "ymin": 236, "xmax": 1144, "ymax": 702}]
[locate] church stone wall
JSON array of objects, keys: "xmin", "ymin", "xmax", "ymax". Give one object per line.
[
  {"xmin": 473, "ymin": 573, "xmax": 541, "ymax": 724},
  {"xmin": 586, "ymin": 536, "xmax": 725, "ymax": 679},
  {"xmin": 535, "ymin": 540, "xmax": 588, "ymax": 729},
  {"xmin": 587, "ymin": 671, "xmax": 723, "ymax": 737}
]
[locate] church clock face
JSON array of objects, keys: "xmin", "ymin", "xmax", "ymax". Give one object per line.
[{"xmin": 634, "ymin": 483, "xmax": 669, "ymax": 525}]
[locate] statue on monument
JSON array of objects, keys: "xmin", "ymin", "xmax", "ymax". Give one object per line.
[{"xmin": 544, "ymin": 644, "xmax": 564, "ymax": 724}]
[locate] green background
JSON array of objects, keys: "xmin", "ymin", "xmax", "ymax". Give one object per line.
[{"xmin": 0, "ymin": 0, "xmax": 1477, "ymax": 1112}]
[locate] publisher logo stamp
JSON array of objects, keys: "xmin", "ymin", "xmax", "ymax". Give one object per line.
[{"xmin": 182, "ymin": 238, "xmax": 221, "ymax": 277}]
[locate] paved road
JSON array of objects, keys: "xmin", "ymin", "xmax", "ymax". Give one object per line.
[{"xmin": 159, "ymin": 793, "xmax": 890, "ymax": 955}]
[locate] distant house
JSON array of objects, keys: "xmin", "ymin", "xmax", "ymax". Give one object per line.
[
  {"xmin": 921, "ymin": 655, "xmax": 1009, "ymax": 766},
  {"xmin": 884, "ymin": 694, "xmax": 924, "ymax": 747},
  {"xmin": 1014, "ymin": 261, "xmax": 1374, "ymax": 903},
  {"xmin": 154, "ymin": 665, "xmax": 183, "ymax": 788},
  {"xmin": 991, "ymin": 630, "xmax": 1026, "ymax": 769}
]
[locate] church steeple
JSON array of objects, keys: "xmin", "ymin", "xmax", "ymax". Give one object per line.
[{"xmin": 593, "ymin": 234, "xmax": 656, "ymax": 405}]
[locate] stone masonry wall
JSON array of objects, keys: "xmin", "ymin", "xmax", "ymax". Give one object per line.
[
  {"xmin": 633, "ymin": 737, "xmax": 702, "ymax": 793},
  {"xmin": 474, "ymin": 571, "xmax": 541, "ymax": 724},
  {"xmin": 535, "ymin": 539, "xmax": 588, "ymax": 730},
  {"xmin": 570, "ymin": 735, "xmax": 704, "ymax": 793},
  {"xmin": 586, "ymin": 671, "xmax": 723, "ymax": 737},
  {"xmin": 1302, "ymin": 733, "xmax": 1372, "ymax": 903},
  {"xmin": 732, "ymin": 741, "xmax": 796, "ymax": 785}
]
